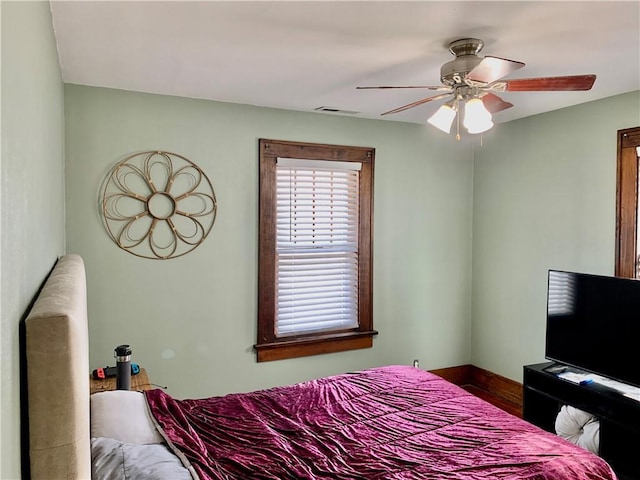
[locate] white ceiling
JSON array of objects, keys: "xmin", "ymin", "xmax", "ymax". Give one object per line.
[{"xmin": 50, "ymin": 1, "xmax": 640, "ymax": 126}]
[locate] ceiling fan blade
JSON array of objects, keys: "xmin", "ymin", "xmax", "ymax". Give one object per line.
[
  {"xmin": 504, "ymin": 74, "xmax": 596, "ymax": 91},
  {"xmin": 357, "ymin": 85, "xmax": 451, "ymax": 91},
  {"xmin": 467, "ymin": 56, "xmax": 525, "ymax": 83},
  {"xmin": 381, "ymin": 93, "xmax": 452, "ymax": 116},
  {"xmin": 481, "ymin": 93, "xmax": 514, "ymax": 114}
]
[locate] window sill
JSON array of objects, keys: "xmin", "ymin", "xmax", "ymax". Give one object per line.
[{"xmin": 255, "ymin": 330, "xmax": 378, "ymax": 362}]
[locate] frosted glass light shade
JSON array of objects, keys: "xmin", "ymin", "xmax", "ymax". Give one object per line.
[
  {"xmin": 466, "ymin": 119, "xmax": 494, "ymax": 134},
  {"xmin": 463, "ymin": 98, "xmax": 493, "ymax": 134},
  {"xmin": 427, "ymin": 104, "xmax": 456, "ymax": 133}
]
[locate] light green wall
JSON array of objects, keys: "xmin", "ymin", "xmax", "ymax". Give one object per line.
[
  {"xmin": 471, "ymin": 91, "xmax": 640, "ymax": 382},
  {"xmin": 64, "ymin": 85, "xmax": 474, "ymax": 398},
  {"xmin": 1, "ymin": 2, "xmax": 65, "ymax": 478}
]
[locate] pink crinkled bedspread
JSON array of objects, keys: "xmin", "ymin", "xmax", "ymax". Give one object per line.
[{"xmin": 145, "ymin": 365, "xmax": 616, "ymax": 480}]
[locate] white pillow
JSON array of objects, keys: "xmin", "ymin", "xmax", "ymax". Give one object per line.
[
  {"xmin": 91, "ymin": 437, "xmax": 192, "ymax": 480},
  {"xmin": 90, "ymin": 390, "xmax": 164, "ymax": 444},
  {"xmin": 555, "ymin": 405, "xmax": 600, "ymax": 454}
]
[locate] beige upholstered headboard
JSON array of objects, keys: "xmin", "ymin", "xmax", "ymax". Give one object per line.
[{"xmin": 26, "ymin": 254, "xmax": 91, "ymax": 480}]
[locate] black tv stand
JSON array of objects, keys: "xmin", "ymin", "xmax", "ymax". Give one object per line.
[{"xmin": 524, "ymin": 362, "xmax": 640, "ymax": 480}]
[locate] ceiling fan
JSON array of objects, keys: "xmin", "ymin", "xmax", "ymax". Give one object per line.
[{"xmin": 357, "ymin": 38, "xmax": 596, "ymax": 137}]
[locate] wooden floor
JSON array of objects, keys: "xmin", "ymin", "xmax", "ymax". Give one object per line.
[
  {"xmin": 429, "ymin": 364, "xmax": 523, "ymax": 418},
  {"xmin": 463, "ymin": 385, "xmax": 523, "ymax": 418}
]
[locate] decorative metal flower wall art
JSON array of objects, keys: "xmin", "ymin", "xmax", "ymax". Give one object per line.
[{"xmin": 101, "ymin": 151, "xmax": 217, "ymax": 259}]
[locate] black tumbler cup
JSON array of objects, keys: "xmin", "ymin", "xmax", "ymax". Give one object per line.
[{"xmin": 115, "ymin": 345, "xmax": 132, "ymax": 390}]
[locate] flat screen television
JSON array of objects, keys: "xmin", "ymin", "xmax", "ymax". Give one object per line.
[{"xmin": 545, "ymin": 269, "xmax": 640, "ymax": 388}]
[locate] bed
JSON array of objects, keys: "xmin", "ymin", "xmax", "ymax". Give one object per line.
[{"xmin": 26, "ymin": 255, "xmax": 618, "ymax": 480}]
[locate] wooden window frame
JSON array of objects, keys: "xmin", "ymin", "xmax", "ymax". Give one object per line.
[
  {"xmin": 615, "ymin": 127, "xmax": 640, "ymax": 278},
  {"xmin": 255, "ymin": 139, "xmax": 376, "ymax": 362}
]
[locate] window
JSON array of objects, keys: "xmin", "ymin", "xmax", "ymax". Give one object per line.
[
  {"xmin": 615, "ymin": 127, "xmax": 640, "ymax": 278},
  {"xmin": 256, "ymin": 139, "xmax": 375, "ymax": 362}
]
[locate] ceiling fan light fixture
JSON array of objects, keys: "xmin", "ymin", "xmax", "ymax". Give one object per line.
[
  {"xmin": 463, "ymin": 97, "xmax": 493, "ymax": 134},
  {"xmin": 466, "ymin": 119, "xmax": 494, "ymax": 135},
  {"xmin": 427, "ymin": 104, "xmax": 456, "ymax": 133},
  {"xmin": 357, "ymin": 38, "xmax": 596, "ymax": 140}
]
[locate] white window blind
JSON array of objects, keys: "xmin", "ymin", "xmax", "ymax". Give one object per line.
[{"xmin": 276, "ymin": 158, "xmax": 361, "ymax": 336}]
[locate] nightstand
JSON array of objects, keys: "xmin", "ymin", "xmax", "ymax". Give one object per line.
[{"xmin": 89, "ymin": 367, "xmax": 152, "ymax": 394}]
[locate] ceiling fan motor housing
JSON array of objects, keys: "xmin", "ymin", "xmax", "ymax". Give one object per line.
[{"xmin": 440, "ymin": 38, "xmax": 484, "ymax": 86}]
